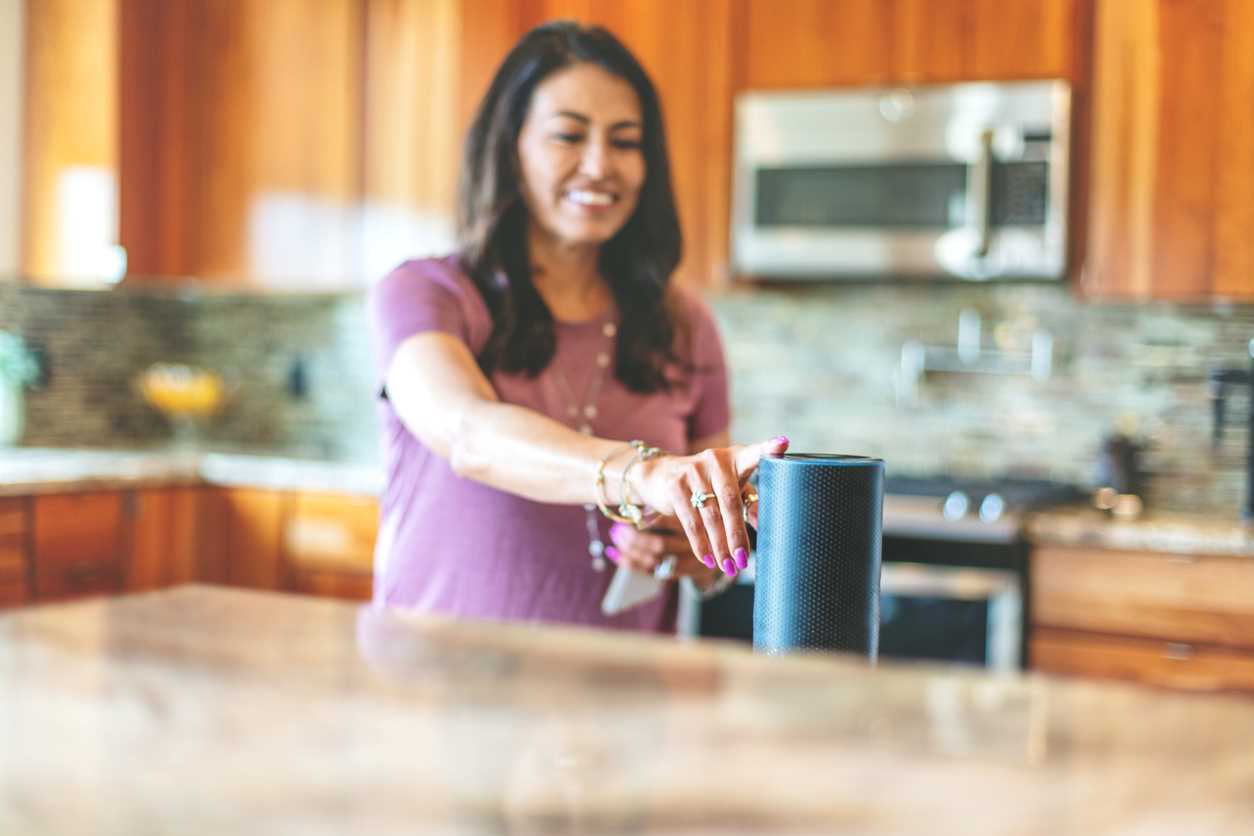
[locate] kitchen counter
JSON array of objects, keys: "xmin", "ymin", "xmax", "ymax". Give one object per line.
[
  {"xmin": 1, "ymin": 585, "xmax": 1251, "ymax": 835},
  {"xmin": 1028, "ymin": 506, "xmax": 1254, "ymax": 557},
  {"xmin": 5, "ymin": 447, "xmax": 1254, "ymax": 558},
  {"xmin": 0, "ymin": 446, "xmax": 383, "ymax": 496}
]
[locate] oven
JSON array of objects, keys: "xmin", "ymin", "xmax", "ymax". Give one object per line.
[{"xmin": 679, "ymin": 476, "xmax": 1084, "ymax": 670}]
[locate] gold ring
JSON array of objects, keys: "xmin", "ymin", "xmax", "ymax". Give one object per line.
[
  {"xmin": 741, "ymin": 486, "xmax": 758, "ymax": 524},
  {"xmin": 689, "ymin": 490, "xmax": 715, "ymax": 509}
]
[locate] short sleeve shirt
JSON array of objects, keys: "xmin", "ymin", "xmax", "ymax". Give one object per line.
[{"xmin": 367, "ymin": 256, "xmax": 731, "ymax": 632}]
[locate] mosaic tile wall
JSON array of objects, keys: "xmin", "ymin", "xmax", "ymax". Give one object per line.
[{"xmin": 1, "ymin": 278, "xmax": 1251, "ymax": 517}]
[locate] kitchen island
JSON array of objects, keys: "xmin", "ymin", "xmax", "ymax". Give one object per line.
[{"xmin": 1, "ymin": 586, "xmax": 1251, "ymax": 834}]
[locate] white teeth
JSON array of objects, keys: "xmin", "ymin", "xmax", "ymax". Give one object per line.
[{"xmin": 567, "ymin": 189, "xmax": 614, "ymax": 206}]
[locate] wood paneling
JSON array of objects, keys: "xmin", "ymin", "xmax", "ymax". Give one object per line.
[
  {"xmin": 735, "ymin": 0, "xmax": 894, "ymax": 89},
  {"xmin": 0, "ymin": 497, "xmax": 27, "ymax": 539},
  {"xmin": 1085, "ymin": 0, "xmax": 1254, "ymax": 300},
  {"xmin": 290, "ymin": 568, "xmax": 374, "ymax": 602},
  {"xmin": 31, "ymin": 491, "xmax": 126, "ymax": 601},
  {"xmin": 1033, "ymin": 546, "xmax": 1254, "ymax": 650},
  {"xmin": 1033, "ymin": 628, "xmax": 1254, "ymax": 694},
  {"xmin": 20, "ymin": 0, "xmax": 116, "ymax": 282}
]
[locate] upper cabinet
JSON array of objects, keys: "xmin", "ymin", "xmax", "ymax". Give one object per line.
[
  {"xmin": 1084, "ymin": 0, "xmax": 1254, "ymax": 301},
  {"xmin": 735, "ymin": 0, "xmax": 1088, "ymax": 89}
]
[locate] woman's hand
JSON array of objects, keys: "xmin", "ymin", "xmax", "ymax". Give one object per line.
[
  {"xmin": 634, "ymin": 435, "xmax": 789, "ymax": 576},
  {"xmin": 604, "ymin": 520, "xmax": 720, "ymax": 586}
]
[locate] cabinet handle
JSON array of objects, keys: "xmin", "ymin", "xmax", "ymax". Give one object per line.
[{"xmin": 1164, "ymin": 642, "xmax": 1194, "ymax": 661}]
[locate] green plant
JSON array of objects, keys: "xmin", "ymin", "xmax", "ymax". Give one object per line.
[{"xmin": 0, "ymin": 330, "xmax": 38, "ymax": 388}]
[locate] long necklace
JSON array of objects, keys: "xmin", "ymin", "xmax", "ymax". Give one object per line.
[{"xmin": 552, "ymin": 319, "xmax": 617, "ymax": 571}]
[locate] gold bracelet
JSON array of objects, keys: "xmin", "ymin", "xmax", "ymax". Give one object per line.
[
  {"xmin": 595, "ymin": 443, "xmax": 638, "ymax": 524},
  {"xmin": 619, "ymin": 440, "xmax": 662, "ymax": 530}
]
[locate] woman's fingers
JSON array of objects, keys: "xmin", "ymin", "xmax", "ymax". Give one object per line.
[
  {"xmin": 733, "ymin": 435, "xmax": 789, "ymax": 480},
  {"xmin": 668, "ymin": 481, "xmax": 716, "ymax": 573},
  {"xmin": 685, "ymin": 461, "xmax": 739, "ymax": 577},
  {"xmin": 703, "ymin": 449, "xmax": 751, "ymax": 572}
]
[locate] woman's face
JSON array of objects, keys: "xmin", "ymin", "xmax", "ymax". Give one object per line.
[{"xmin": 516, "ymin": 62, "xmax": 646, "ymax": 251}]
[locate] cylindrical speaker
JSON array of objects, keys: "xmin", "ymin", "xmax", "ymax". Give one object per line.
[{"xmin": 753, "ymin": 453, "xmax": 885, "ymax": 658}]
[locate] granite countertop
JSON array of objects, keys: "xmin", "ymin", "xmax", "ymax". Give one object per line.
[
  {"xmin": 1, "ymin": 585, "xmax": 1251, "ymax": 835},
  {"xmin": 0, "ymin": 446, "xmax": 384, "ymax": 496},
  {"xmin": 1028, "ymin": 506, "xmax": 1254, "ymax": 557},
  {"xmin": 4, "ymin": 447, "xmax": 1254, "ymax": 558}
]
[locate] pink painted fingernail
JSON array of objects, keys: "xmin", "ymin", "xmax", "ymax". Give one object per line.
[
  {"xmin": 772, "ymin": 435, "xmax": 789, "ymax": 446},
  {"xmin": 610, "ymin": 523, "xmax": 629, "ymax": 544},
  {"xmin": 734, "ymin": 547, "xmax": 748, "ymax": 569},
  {"xmin": 721, "ymin": 558, "xmax": 736, "ymax": 575},
  {"xmin": 605, "ymin": 545, "xmax": 621, "ymax": 563},
  {"xmin": 701, "ymin": 553, "xmax": 716, "ymax": 568}
]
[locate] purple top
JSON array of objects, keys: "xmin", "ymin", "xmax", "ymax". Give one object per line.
[{"xmin": 367, "ymin": 257, "xmax": 730, "ymax": 632}]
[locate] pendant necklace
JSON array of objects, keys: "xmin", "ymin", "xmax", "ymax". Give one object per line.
[{"xmin": 552, "ymin": 319, "xmax": 617, "ymax": 571}]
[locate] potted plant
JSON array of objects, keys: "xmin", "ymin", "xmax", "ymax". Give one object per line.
[{"xmin": 0, "ymin": 330, "xmax": 39, "ymax": 445}]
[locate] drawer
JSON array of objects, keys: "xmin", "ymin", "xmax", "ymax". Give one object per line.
[
  {"xmin": 36, "ymin": 560, "xmax": 123, "ymax": 603},
  {"xmin": 0, "ymin": 497, "xmax": 28, "ymax": 539},
  {"xmin": 0, "ymin": 580, "xmax": 29, "ymax": 609},
  {"xmin": 1031, "ymin": 546, "xmax": 1254, "ymax": 649},
  {"xmin": 32, "ymin": 492, "xmax": 126, "ymax": 572},
  {"xmin": 1032, "ymin": 628, "xmax": 1254, "ymax": 694},
  {"xmin": 0, "ymin": 538, "xmax": 26, "ymax": 581}
]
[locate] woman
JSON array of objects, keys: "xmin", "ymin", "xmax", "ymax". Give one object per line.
[{"xmin": 367, "ymin": 21, "xmax": 787, "ymax": 632}]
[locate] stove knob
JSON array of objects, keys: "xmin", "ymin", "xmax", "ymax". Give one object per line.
[
  {"xmin": 979, "ymin": 493, "xmax": 1006, "ymax": 522},
  {"xmin": 942, "ymin": 490, "xmax": 970, "ymax": 520}
]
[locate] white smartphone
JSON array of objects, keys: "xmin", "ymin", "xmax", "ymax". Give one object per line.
[{"xmin": 600, "ymin": 564, "xmax": 666, "ymax": 616}]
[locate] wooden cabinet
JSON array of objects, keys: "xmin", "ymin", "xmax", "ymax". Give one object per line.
[
  {"xmin": 200, "ymin": 488, "xmax": 290, "ymax": 592},
  {"xmin": 127, "ymin": 487, "xmax": 204, "ymax": 592},
  {"xmin": 31, "ymin": 491, "xmax": 127, "ymax": 602},
  {"xmin": 285, "ymin": 491, "xmax": 377, "ymax": 602},
  {"xmin": 735, "ymin": 0, "xmax": 1087, "ymax": 89},
  {"xmin": 0, "ymin": 497, "xmax": 31, "ymax": 608},
  {"xmin": 1031, "ymin": 544, "xmax": 1254, "ymax": 693},
  {"xmin": 1084, "ymin": 0, "xmax": 1254, "ymax": 300}
]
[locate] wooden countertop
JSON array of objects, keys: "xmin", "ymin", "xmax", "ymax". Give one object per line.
[{"xmin": 1, "ymin": 585, "xmax": 1252, "ymax": 835}]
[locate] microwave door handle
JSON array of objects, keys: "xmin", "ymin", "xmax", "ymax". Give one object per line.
[{"xmin": 966, "ymin": 129, "xmax": 994, "ymax": 257}]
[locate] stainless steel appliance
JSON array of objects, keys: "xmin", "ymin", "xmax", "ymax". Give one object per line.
[
  {"xmin": 679, "ymin": 476, "xmax": 1087, "ymax": 671},
  {"xmin": 732, "ymin": 80, "xmax": 1071, "ymax": 280}
]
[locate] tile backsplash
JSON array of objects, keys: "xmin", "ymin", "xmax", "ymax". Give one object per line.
[{"xmin": 1, "ymin": 278, "xmax": 1250, "ymax": 517}]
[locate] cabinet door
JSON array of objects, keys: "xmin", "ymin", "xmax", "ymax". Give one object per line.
[
  {"xmin": 737, "ymin": 0, "xmax": 1085, "ymax": 89},
  {"xmin": 285, "ymin": 492, "xmax": 377, "ymax": 601},
  {"xmin": 1033, "ymin": 628, "xmax": 1254, "ymax": 693},
  {"xmin": 1086, "ymin": 0, "xmax": 1254, "ymax": 300},
  {"xmin": 127, "ymin": 487, "xmax": 203, "ymax": 591},
  {"xmin": 1032, "ymin": 545, "xmax": 1254, "ymax": 650},
  {"xmin": 198, "ymin": 487, "xmax": 289, "ymax": 591},
  {"xmin": 32, "ymin": 492, "xmax": 126, "ymax": 602}
]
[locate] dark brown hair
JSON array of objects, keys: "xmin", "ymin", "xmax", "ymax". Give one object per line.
[{"xmin": 456, "ymin": 21, "xmax": 682, "ymax": 393}]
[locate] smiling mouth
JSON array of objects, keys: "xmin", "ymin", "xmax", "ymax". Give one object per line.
[{"xmin": 565, "ymin": 189, "xmax": 617, "ymax": 207}]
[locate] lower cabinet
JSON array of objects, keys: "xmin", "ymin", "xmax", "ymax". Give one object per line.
[
  {"xmin": 1031, "ymin": 545, "xmax": 1254, "ymax": 693},
  {"xmin": 284, "ymin": 491, "xmax": 377, "ymax": 602},
  {"xmin": 0, "ymin": 486, "xmax": 378, "ymax": 609},
  {"xmin": 0, "ymin": 497, "xmax": 30, "ymax": 608},
  {"xmin": 32, "ymin": 491, "xmax": 126, "ymax": 602}
]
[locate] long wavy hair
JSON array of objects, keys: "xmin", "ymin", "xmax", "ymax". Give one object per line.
[{"xmin": 456, "ymin": 21, "xmax": 682, "ymax": 393}]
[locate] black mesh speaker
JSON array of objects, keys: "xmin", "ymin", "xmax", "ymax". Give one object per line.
[{"xmin": 753, "ymin": 454, "xmax": 885, "ymax": 658}]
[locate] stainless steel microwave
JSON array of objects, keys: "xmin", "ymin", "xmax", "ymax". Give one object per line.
[{"xmin": 731, "ymin": 80, "xmax": 1071, "ymax": 280}]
